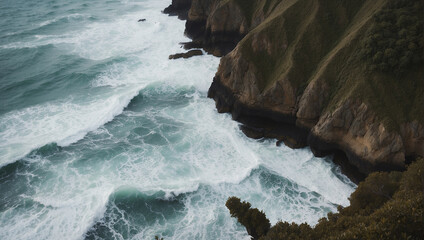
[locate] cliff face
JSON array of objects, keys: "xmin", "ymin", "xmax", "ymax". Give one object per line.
[
  {"xmin": 205, "ymin": 0, "xmax": 424, "ymax": 174},
  {"xmin": 183, "ymin": 0, "xmax": 286, "ymax": 56},
  {"xmin": 183, "ymin": 0, "xmax": 245, "ymax": 56},
  {"xmin": 163, "ymin": 0, "xmax": 192, "ymax": 19}
]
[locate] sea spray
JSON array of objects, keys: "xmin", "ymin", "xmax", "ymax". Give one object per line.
[{"xmin": 0, "ymin": 0, "xmax": 355, "ymax": 239}]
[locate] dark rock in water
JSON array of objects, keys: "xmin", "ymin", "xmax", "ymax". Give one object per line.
[
  {"xmin": 277, "ymin": 136, "xmax": 307, "ymax": 149},
  {"xmin": 138, "ymin": 19, "xmax": 146, "ymax": 22},
  {"xmin": 181, "ymin": 41, "xmax": 223, "ymax": 57},
  {"xmin": 169, "ymin": 53, "xmax": 184, "ymax": 59},
  {"xmin": 168, "ymin": 49, "xmax": 203, "ymax": 59}
]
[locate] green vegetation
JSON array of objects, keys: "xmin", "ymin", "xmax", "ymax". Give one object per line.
[
  {"xmin": 303, "ymin": 0, "xmax": 424, "ymax": 132},
  {"xmin": 233, "ymin": 0, "xmax": 281, "ymax": 26},
  {"xmin": 230, "ymin": 0, "xmax": 423, "ymax": 132},
  {"xmin": 225, "ymin": 197, "xmax": 271, "ymax": 240},
  {"xmin": 227, "ymin": 158, "xmax": 424, "ymax": 240},
  {"xmin": 238, "ymin": 0, "xmax": 365, "ymax": 93},
  {"xmin": 240, "ymin": 15, "xmax": 286, "ymax": 91},
  {"xmin": 238, "ymin": 0, "xmax": 314, "ymax": 92},
  {"xmin": 360, "ymin": 0, "xmax": 424, "ymax": 74}
]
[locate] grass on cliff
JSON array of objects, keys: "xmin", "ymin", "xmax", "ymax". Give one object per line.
[
  {"xmin": 227, "ymin": 158, "xmax": 424, "ymax": 240},
  {"xmin": 232, "ymin": 0, "xmax": 282, "ymax": 27},
  {"xmin": 238, "ymin": 0, "xmax": 315, "ymax": 92},
  {"xmin": 236, "ymin": 0, "xmax": 423, "ymax": 130},
  {"xmin": 238, "ymin": 0, "xmax": 365, "ymax": 93},
  {"xmin": 324, "ymin": 0, "xmax": 424, "ymax": 131}
]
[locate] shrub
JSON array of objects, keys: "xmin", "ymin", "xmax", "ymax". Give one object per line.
[
  {"xmin": 361, "ymin": 0, "xmax": 424, "ymax": 74},
  {"xmin": 226, "ymin": 197, "xmax": 271, "ymax": 239},
  {"xmin": 232, "ymin": 158, "xmax": 424, "ymax": 240}
]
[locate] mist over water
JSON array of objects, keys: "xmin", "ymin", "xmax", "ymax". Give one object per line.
[{"xmin": 0, "ymin": 0, "xmax": 356, "ymax": 239}]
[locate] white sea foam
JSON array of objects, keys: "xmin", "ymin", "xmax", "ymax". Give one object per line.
[
  {"xmin": 1, "ymin": 1, "xmax": 185, "ymax": 61},
  {"xmin": 0, "ymin": 0, "xmax": 356, "ymax": 239},
  {"xmin": 0, "ymin": 0, "xmax": 193, "ymax": 167},
  {"xmin": 0, "ymin": 155, "xmax": 114, "ymax": 240},
  {"xmin": 0, "ymin": 87, "xmax": 137, "ymax": 167},
  {"xmin": 0, "ymin": 92, "xmax": 355, "ymax": 239}
]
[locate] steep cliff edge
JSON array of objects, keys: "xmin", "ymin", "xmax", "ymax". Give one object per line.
[
  {"xmin": 205, "ymin": 0, "xmax": 424, "ymax": 175},
  {"xmin": 163, "ymin": 0, "xmax": 192, "ymax": 19},
  {"xmin": 183, "ymin": 0, "xmax": 290, "ymax": 56}
]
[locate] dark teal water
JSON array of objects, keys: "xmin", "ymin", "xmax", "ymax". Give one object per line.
[{"xmin": 0, "ymin": 0, "xmax": 356, "ymax": 239}]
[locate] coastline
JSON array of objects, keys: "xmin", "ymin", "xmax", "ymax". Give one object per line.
[
  {"xmin": 164, "ymin": 0, "xmax": 424, "ymax": 184},
  {"xmin": 163, "ymin": 1, "xmax": 424, "ymax": 238},
  {"xmin": 208, "ymin": 75, "xmax": 367, "ymax": 183},
  {"xmin": 165, "ymin": 0, "xmax": 370, "ymax": 184}
]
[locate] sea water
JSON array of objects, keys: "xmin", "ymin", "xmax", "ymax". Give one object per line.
[{"xmin": 0, "ymin": 0, "xmax": 356, "ymax": 239}]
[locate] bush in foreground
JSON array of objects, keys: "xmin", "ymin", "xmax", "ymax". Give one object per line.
[
  {"xmin": 225, "ymin": 197, "xmax": 271, "ymax": 239},
  {"xmin": 227, "ymin": 158, "xmax": 424, "ymax": 240}
]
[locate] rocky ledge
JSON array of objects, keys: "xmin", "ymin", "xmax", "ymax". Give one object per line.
[{"xmin": 169, "ymin": 49, "xmax": 203, "ymax": 59}]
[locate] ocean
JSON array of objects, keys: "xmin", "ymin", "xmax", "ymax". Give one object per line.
[{"xmin": 0, "ymin": 0, "xmax": 356, "ymax": 239}]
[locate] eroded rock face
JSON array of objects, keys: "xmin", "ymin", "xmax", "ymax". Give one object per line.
[
  {"xmin": 210, "ymin": 44, "xmax": 297, "ymax": 119},
  {"xmin": 205, "ymin": 0, "xmax": 424, "ymax": 175},
  {"xmin": 184, "ymin": 0, "xmax": 280, "ymax": 56},
  {"xmin": 310, "ymin": 100, "xmax": 407, "ymax": 174},
  {"xmin": 184, "ymin": 0, "xmax": 246, "ymax": 56}
]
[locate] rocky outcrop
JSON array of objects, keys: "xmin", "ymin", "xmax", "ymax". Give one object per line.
[
  {"xmin": 163, "ymin": 0, "xmax": 192, "ymax": 20},
  {"xmin": 183, "ymin": 0, "xmax": 284, "ymax": 56},
  {"xmin": 206, "ymin": 0, "xmax": 424, "ymax": 175},
  {"xmin": 183, "ymin": 0, "xmax": 245, "ymax": 56},
  {"xmin": 169, "ymin": 49, "xmax": 203, "ymax": 59},
  {"xmin": 308, "ymin": 100, "xmax": 406, "ymax": 174}
]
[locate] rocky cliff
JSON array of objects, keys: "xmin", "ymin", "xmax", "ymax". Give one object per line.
[
  {"xmin": 169, "ymin": 0, "xmax": 424, "ymax": 176},
  {"xmin": 163, "ymin": 0, "xmax": 192, "ymax": 19},
  {"xmin": 203, "ymin": 0, "xmax": 424, "ymax": 175},
  {"xmin": 183, "ymin": 0, "xmax": 290, "ymax": 56}
]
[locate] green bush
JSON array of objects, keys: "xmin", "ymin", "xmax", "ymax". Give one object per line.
[
  {"xmin": 360, "ymin": 0, "xmax": 424, "ymax": 74},
  {"xmin": 226, "ymin": 197, "xmax": 271, "ymax": 239},
  {"xmin": 340, "ymin": 171, "xmax": 402, "ymax": 216},
  {"xmin": 230, "ymin": 158, "xmax": 424, "ymax": 240},
  {"xmin": 259, "ymin": 222, "xmax": 314, "ymax": 240}
]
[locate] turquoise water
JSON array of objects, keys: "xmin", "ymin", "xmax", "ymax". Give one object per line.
[{"xmin": 0, "ymin": 0, "xmax": 356, "ymax": 239}]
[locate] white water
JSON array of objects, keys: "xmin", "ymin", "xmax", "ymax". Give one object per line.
[
  {"xmin": 0, "ymin": 1, "xmax": 356, "ymax": 239},
  {"xmin": 0, "ymin": 0, "xmax": 208, "ymax": 167}
]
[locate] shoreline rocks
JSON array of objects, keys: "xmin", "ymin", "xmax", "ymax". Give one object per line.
[{"xmin": 168, "ymin": 49, "xmax": 203, "ymax": 59}]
